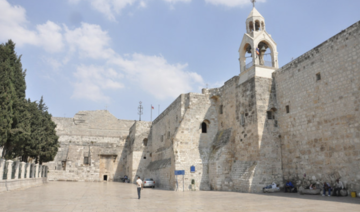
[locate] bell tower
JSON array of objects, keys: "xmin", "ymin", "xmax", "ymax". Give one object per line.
[
  {"xmin": 238, "ymin": 4, "xmax": 278, "ymax": 83},
  {"xmin": 234, "ymin": 2, "xmax": 284, "ymax": 192}
]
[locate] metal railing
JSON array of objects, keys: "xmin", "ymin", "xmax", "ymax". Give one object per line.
[
  {"xmin": 263, "ymin": 60, "xmax": 273, "ymax": 67},
  {"xmin": 245, "ymin": 60, "xmax": 273, "ymax": 70},
  {"xmin": 245, "ymin": 61, "xmax": 253, "ymax": 69}
]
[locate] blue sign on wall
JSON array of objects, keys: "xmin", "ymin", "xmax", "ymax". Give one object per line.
[
  {"xmin": 190, "ymin": 166, "xmax": 195, "ymax": 172},
  {"xmin": 174, "ymin": 170, "xmax": 185, "ymax": 175}
]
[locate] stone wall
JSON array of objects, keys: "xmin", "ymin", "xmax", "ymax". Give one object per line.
[
  {"xmin": 127, "ymin": 121, "xmax": 152, "ymax": 182},
  {"xmin": 202, "ymin": 71, "xmax": 283, "ymax": 193},
  {"xmin": 46, "ymin": 110, "xmax": 135, "ymax": 182},
  {"xmin": 274, "ymin": 21, "xmax": 360, "ymax": 190},
  {"xmin": 173, "ymin": 93, "xmax": 218, "ymax": 191},
  {"xmin": 146, "ymin": 95, "xmax": 183, "ymax": 190}
]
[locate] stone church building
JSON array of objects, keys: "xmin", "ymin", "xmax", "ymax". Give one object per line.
[{"xmin": 45, "ymin": 7, "xmax": 360, "ymax": 193}]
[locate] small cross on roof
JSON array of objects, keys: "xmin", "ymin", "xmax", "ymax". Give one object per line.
[{"xmin": 251, "ymin": 0, "xmax": 256, "ymax": 7}]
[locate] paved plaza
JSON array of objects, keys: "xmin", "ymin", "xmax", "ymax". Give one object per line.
[{"xmin": 0, "ymin": 182, "xmax": 359, "ymax": 212}]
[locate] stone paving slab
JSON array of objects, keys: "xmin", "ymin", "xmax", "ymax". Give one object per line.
[{"xmin": 0, "ymin": 182, "xmax": 359, "ymax": 212}]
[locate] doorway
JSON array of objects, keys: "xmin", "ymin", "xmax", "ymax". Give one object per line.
[{"xmin": 103, "ymin": 175, "xmax": 108, "ymax": 181}]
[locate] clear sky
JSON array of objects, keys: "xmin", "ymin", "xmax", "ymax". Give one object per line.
[{"xmin": 1, "ymin": 0, "xmax": 360, "ymax": 121}]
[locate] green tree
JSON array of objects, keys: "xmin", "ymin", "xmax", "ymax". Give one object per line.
[
  {"xmin": 0, "ymin": 40, "xmax": 58, "ymax": 162},
  {"xmin": 25, "ymin": 97, "xmax": 59, "ymax": 163},
  {"xmin": 0, "ymin": 43, "xmax": 15, "ymax": 149},
  {"xmin": 37, "ymin": 97, "xmax": 59, "ymax": 163},
  {"xmin": 2, "ymin": 40, "xmax": 31, "ymax": 159}
]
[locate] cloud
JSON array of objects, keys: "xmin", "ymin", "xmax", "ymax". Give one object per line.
[
  {"xmin": 139, "ymin": 1, "xmax": 147, "ymax": 8},
  {"xmin": 68, "ymin": 0, "xmax": 137, "ymax": 21},
  {"xmin": 42, "ymin": 57, "xmax": 63, "ymax": 70},
  {"xmin": 64, "ymin": 23, "xmax": 115, "ymax": 59},
  {"xmin": 1, "ymin": 0, "xmax": 205, "ymax": 102},
  {"xmin": 0, "ymin": 0, "xmax": 37, "ymax": 46},
  {"xmin": 72, "ymin": 65, "xmax": 124, "ymax": 102},
  {"xmin": 68, "ymin": 0, "xmax": 192, "ymax": 21},
  {"xmin": 204, "ymin": 0, "xmax": 265, "ymax": 7},
  {"xmin": 164, "ymin": 0, "xmax": 191, "ymax": 3},
  {"xmin": 111, "ymin": 53, "xmax": 204, "ymax": 99},
  {"xmin": 61, "ymin": 22, "xmax": 204, "ymax": 101},
  {"xmin": 0, "ymin": 0, "xmax": 63, "ymax": 52},
  {"xmin": 37, "ymin": 21, "xmax": 64, "ymax": 53}
]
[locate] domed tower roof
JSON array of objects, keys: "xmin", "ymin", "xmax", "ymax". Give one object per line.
[{"xmin": 247, "ymin": 7, "xmax": 263, "ymax": 19}]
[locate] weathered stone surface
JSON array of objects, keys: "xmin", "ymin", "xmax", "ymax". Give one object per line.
[{"xmin": 274, "ymin": 21, "xmax": 360, "ymax": 192}]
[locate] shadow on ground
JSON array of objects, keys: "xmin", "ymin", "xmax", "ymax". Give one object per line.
[{"xmin": 254, "ymin": 192, "xmax": 360, "ymax": 205}]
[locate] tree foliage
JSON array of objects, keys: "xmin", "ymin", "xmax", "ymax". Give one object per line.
[{"xmin": 0, "ymin": 40, "xmax": 59, "ymax": 163}]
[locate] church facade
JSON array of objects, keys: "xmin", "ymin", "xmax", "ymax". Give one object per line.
[{"xmin": 45, "ymin": 7, "xmax": 360, "ymax": 193}]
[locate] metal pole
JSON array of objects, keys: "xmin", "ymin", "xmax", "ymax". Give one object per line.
[
  {"xmin": 150, "ymin": 105, "xmax": 152, "ymax": 122},
  {"xmin": 138, "ymin": 101, "xmax": 143, "ymax": 121}
]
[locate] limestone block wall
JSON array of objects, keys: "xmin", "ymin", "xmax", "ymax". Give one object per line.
[
  {"xmin": 47, "ymin": 110, "xmax": 135, "ymax": 182},
  {"xmin": 126, "ymin": 121, "xmax": 152, "ymax": 182},
  {"xmin": 250, "ymin": 77, "xmax": 283, "ymax": 191},
  {"xmin": 274, "ymin": 21, "xmax": 360, "ymax": 190},
  {"xmin": 146, "ymin": 95, "xmax": 184, "ymax": 189},
  {"xmin": 207, "ymin": 72, "xmax": 282, "ymax": 193},
  {"xmin": 173, "ymin": 93, "xmax": 218, "ymax": 191}
]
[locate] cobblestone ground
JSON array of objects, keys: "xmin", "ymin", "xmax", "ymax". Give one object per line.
[{"xmin": 0, "ymin": 182, "xmax": 359, "ymax": 212}]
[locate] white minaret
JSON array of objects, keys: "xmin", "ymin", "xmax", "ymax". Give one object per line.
[{"xmin": 238, "ymin": 5, "xmax": 279, "ymax": 83}]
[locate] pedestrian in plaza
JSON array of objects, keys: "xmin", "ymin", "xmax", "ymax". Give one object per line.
[
  {"xmin": 322, "ymin": 182, "xmax": 332, "ymax": 196},
  {"xmin": 333, "ymin": 179, "xmax": 344, "ymax": 196},
  {"xmin": 285, "ymin": 181, "xmax": 296, "ymax": 193},
  {"xmin": 136, "ymin": 176, "xmax": 143, "ymax": 199},
  {"xmin": 309, "ymin": 183, "xmax": 316, "ymax": 190}
]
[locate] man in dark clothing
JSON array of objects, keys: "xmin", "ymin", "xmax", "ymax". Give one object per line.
[{"xmin": 285, "ymin": 181, "xmax": 296, "ymax": 192}]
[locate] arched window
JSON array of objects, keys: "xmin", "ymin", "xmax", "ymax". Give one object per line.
[
  {"xmin": 257, "ymin": 41, "xmax": 273, "ymax": 67},
  {"xmin": 201, "ymin": 122, "xmax": 207, "ymax": 133},
  {"xmin": 143, "ymin": 138, "xmax": 148, "ymax": 146},
  {"xmin": 249, "ymin": 21, "xmax": 254, "ymax": 32},
  {"xmin": 244, "ymin": 43, "xmax": 253, "ymax": 69},
  {"xmin": 261, "ymin": 21, "xmax": 265, "ymax": 30},
  {"xmin": 255, "ymin": 20, "xmax": 260, "ymax": 31}
]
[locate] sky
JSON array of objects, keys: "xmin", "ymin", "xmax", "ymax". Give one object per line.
[{"xmin": 1, "ymin": 0, "xmax": 360, "ymax": 121}]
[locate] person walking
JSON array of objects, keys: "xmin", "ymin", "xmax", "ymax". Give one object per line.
[{"xmin": 136, "ymin": 177, "xmax": 143, "ymax": 199}]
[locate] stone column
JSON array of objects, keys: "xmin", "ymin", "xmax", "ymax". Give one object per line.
[
  {"xmin": 21, "ymin": 162, "xmax": 26, "ymax": 179},
  {"xmin": 7, "ymin": 160, "xmax": 13, "ymax": 180},
  {"xmin": 38, "ymin": 165, "xmax": 42, "ymax": 178},
  {"xmin": 44, "ymin": 166, "xmax": 47, "ymax": 177},
  {"xmin": 26, "ymin": 163, "xmax": 31, "ymax": 178},
  {"xmin": 34, "ymin": 164, "xmax": 39, "ymax": 178},
  {"xmin": 14, "ymin": 161, "xmax": 20, "ymax": 180},
  {"xmin": 0, "ymin": 159, "xmax": 5, "ymax": 181}
]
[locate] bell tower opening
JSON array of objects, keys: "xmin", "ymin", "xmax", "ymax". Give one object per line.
[
  {"xmin": 238, "ymin": 5, "xmax": 278, "ymax": 73},
  {"xmin": 257, "ymin": 41, "xmax": 274, "ymax": 67},
  {"xmin": 255, "ymin": 20, "xmax": 260, "ymax": 31}
]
